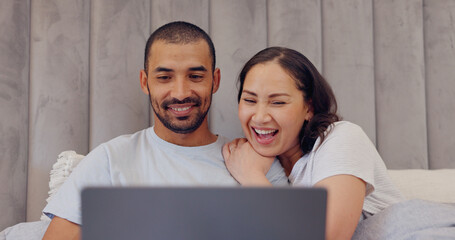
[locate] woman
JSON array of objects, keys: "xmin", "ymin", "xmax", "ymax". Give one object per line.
[{"xmin": 223, "ymin": 47, "xmax": 404, "ymax": 240}]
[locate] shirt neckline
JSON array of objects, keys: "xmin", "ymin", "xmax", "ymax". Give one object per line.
[{"xmin": 147, "ymin": 127, "xmax": 224, "ymax": 153}]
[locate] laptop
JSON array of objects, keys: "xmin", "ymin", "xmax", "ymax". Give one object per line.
[{"xmin": 81, "ymin": 187, "xmax": 327, "ymax": 240}]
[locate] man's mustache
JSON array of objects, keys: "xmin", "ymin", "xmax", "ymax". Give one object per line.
[{"xmin": 161, "ymin": 97, "xmax": 202, "ymax": 109}]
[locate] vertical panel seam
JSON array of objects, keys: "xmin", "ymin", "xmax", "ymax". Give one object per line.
[
  {"xmin": 207, "ymin": 0, "xmax": 211, "ymax": 45},
  {"xmin": 26, "ymin": 0, "xmax": 32, "ymax": 221},
  {"xmin": 88, "ymin": 0, "xmax": 93, "ymax": 151},
  {"xmin": 422, "ymin": 0, "xmax": 430, "ymax": 169},
  {"xmin": 372, "ymin": 0, "xmax": 378, "ymax": 148},
  {"xmin": 266, "ymin": 0, "xmax": 269, "ymax": 47},
  {"xmin": 320, "ymin": 0, "xmax": 324, "ymax": 74},
  {"xmin": 207, "ymin": 0, "xmax": 211, "ymax": 35}
]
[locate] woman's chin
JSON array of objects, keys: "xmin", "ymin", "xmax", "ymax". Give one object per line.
[
  {"xmin": 245, "ymin": 137, "xmax": 280, "ymax": 158},
  {"xmin": 253, "ymin": 146, "xmax": 280, "ymax": 159}
]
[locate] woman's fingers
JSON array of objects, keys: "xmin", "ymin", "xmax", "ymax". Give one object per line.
[
  {"xmin": 225, "ymin": 138, "xmax": 248, "ymax": 153},
  {"xmin": 229, "ymin": 143, "xmax": 236, "ymax": 152},
  {"xmin": 222, "ymin": 143, "xmax": 231, "ymax": 160},
  {"xmin": 237, "ymin": 138, "xmax": 247, "ymax": 146}
]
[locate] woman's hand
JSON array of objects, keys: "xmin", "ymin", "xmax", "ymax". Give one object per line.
[{"xmin": 222, "ymin": 138, "xmax": 274, "ymax": 186}]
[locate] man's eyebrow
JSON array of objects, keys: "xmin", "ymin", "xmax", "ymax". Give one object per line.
[
  {"xmin": 153, "ymin": 67, "xmax": 173, "ymax": 73},
  {"xmin": 189, "ymin": 66, "xmax": 207, "ymax": 72}
]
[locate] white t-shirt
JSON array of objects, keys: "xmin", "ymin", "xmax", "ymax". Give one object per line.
[
  {"xmin": 289, "ymin": 121, "xmax": 404, "ymax": 215},
  {"xmin": 43, "ymin": 127, "xmax": 288, "ymax": 224}
]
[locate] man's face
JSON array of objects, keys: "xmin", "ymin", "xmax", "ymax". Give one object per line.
[{"xmin": 141, "ymin": 40, "xmax": 219, "ymax": 134}]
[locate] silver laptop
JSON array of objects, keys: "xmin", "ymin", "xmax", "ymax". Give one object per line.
[{"xmin": 81, "ymin": 187, "xmax": 327, "ymax": 240}]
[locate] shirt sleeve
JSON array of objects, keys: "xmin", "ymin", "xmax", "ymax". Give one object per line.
[
  {"xmin": 266, "ymin": 159, "xmax": 290, "ymax": 186},
  {"xmin": 310, "ymin": 122, "xmax": 377, "ymax": 196},
  {"xmin": 42, "ymin": 144, "xmax": 112, "ymax": 225}
]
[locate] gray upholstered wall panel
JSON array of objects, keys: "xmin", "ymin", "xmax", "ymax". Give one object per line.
[
  {"xmin": 0, "ymin": 0, "xmax": 29, "ymax": 230},
  {"xmin": 210, "ymin": 0, "xmax": 267, "ymax": 139},
  {"xmin": 322, "ymin": 0, "xmax": 376, "ymax": 144},
  {"xmin": 268, "ymin": 0, "xmax": 322, "ymax": 71},
  {"xmin": 151, "ymin": 0, "xmax": 209, "ymax": 31},
  {"xmin": 28, "ymin": 0, "xmax": 90, "ymax": 221},
  {"xmin": 424, "ymin": 0, "xmax": 455, "ymax": 169},
  {"xmin": 2, "ymin": 0, "xmax": 455, "ymax": 228},
  {"xmin": 89, "ymin": 0, "xmax": 150, "ymax": 149},
  {"xmin": 374, "ymin": 0, "xmax": 428, "ymax": 169}
]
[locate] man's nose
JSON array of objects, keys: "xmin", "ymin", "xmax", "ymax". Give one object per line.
[{"xmin": 171, "ymin": 78, "xmax": 191, "ymax": 100}]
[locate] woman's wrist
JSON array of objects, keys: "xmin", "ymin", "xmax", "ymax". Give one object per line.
[{"xmin": 239, "ymin": 172, "xmax": 272, "ymax": 187}]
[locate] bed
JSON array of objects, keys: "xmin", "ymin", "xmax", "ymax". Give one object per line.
[{"xmin": 1, "ymin": 151, "xmax": 455, "ymax": 240}]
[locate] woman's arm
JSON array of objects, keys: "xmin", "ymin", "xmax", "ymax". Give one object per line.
[
  {"xmin": 314, "ymin": 175, "xmax": 366, "ymax": 240},
  {"xmin": 222, "ymin": 138, "xmax": 274, "ymax": 186}
]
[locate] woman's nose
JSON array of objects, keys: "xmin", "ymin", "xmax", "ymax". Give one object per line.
[{"xmin": 251, "ymin": 104, "xmax": 272, "ymax": 123}]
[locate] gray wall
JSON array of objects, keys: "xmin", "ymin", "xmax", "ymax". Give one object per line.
[
  {"xmin": 1, "ymin": 0, "xmax": 454, "ymax": 229},
  {"xmin": 0, "ymin": 0, "xmax": 29, "ymax": 230}
]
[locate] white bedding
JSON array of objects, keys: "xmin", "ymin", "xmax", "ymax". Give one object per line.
[
  {"xmin": 353, "ymin": 199, "xmax": 455, "ymax": 239},
  {"xmin": 0, "ymin": 220, "xmax": 49, "ymax": 240},
  {"xmin": 3, "ymin": 200, "xmax": 455, "ymax": 240}
]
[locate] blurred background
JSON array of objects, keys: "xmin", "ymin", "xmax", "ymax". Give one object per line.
[{"xmin": 1, "ymin": 0, "xmax": 454, "ymax": 230}]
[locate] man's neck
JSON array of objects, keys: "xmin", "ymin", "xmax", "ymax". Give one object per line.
[{"xmin": 153, "ymin": 120, "xmax": 217, "ymax": 147}]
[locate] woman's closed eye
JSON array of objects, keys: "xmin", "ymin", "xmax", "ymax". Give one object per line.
[
  {"xmin": 271, "ymin": 101, "xmax": 286, "ymax": 105},
  {"xmin": 242, "ymin": 98, "xmax": 256, "ymax": 104}
]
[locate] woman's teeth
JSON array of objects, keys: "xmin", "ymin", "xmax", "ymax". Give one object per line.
[{"xmin": 254, "ymin": 128, "xmax": 277, "ymax": 135}]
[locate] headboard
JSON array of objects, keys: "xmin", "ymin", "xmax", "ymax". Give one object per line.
[{"xmin": 1, "ymin": 0, "xmax": 454, "ymax": 229}]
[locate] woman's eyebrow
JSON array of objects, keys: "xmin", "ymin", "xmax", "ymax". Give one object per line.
[
  {"xmin": 243, "ymin": 90, "xmax": 290, "ymax": 98},
  {"xmin": 242, "ymin": 90, "xmax": 257, "ymax": 96},
  {"xmin": 269, "ymin": 93, "xmax": 290, "ymax": 98}
]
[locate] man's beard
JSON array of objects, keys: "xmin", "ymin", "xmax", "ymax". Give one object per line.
[
  {"xmin": 153, "ymin": 97, "xmax": 210, "ymax": 134},
  {"xmin": 146, "ymin": 82, "xmax": 213, "ymax": 134}
]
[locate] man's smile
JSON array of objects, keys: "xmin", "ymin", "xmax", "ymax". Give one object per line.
[{"xmin": 167, "ymin": 104, "xmax": 195, "ymax": 117}]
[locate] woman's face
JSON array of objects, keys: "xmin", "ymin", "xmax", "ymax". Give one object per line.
[{"xmin": 238, "ymin": 61, "xmax": 313, "ymax": 159}]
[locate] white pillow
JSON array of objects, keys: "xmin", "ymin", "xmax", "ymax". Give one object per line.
[
  {"xmin": 38, "ymin": 152, "xmax": 455, "ymax": 221},
  {"xmin": 388, "ymin": 169, "xmax": 455, "ymax": 203},
  {"xmin": 40, "ymin": 151, "xmax": 84, "ymax": 220}
]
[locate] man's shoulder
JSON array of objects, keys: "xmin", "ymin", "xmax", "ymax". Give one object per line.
[
  {"xmin": 215, "ymin": 134, "xmax": 230, "ymax": 145},
  {"xmin": 104, "ymin": 127, "xmax": 151, "ymax": 147}
]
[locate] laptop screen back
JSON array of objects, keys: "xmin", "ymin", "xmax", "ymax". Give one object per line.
[{"xmin": 82, "ymin": 187, "xmax": 326, "ymax": 240}]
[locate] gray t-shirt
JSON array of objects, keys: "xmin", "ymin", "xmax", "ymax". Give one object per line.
[
  {"xmin": 43, "ymin": 127, "xmax": 288, "ymax": 224},
  {"xmin": 289, "ymin": 121, "xmax": 404, "ymax": 216}
]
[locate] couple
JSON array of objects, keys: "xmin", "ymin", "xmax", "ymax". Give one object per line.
[{"xmin": 43, "ymin": 21, "xmax": 402, "ymax": 240}]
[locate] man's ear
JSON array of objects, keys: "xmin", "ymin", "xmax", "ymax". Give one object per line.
[
  {"xmin": 140, "ymin": 69, "xmax": 149, "ymax": 94},
  {"xmin": 212, "ymin": 68, "xmax": 221, "ymax": 94}
]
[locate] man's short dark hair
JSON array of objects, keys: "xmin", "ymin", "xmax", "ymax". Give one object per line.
[{"xmin": 144, "ymin": 21, "xmax": 216, "ymax": 73}]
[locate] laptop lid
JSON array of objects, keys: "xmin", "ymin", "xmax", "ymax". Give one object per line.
[{"xmin": 82, "ymin": 187, "xmax": 326, "ymax": 240}]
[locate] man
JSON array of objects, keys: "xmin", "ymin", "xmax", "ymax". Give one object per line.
[{"xmin": 42, "ymin": 21, "xmax": 287, "ymax": 239}]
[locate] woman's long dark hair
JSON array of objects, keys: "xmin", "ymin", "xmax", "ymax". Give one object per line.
[{"xmin": 238, "ymin": 47, "xmax": 340, "ymax": 155}]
